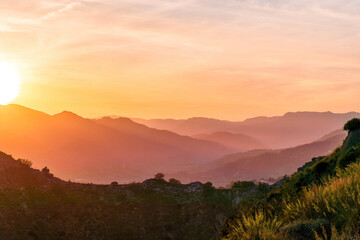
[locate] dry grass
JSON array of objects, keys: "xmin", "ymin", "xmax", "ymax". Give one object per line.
[{"xmin": 223, "ymin": 209, "xmax": 282, "ymax": 240}]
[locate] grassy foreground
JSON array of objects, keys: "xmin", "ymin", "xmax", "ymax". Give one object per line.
[{"xmin": 221, "ymin": 120, "xmax": 360, "ymax": 240}]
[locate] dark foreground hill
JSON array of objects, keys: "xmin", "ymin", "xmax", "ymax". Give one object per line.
[{"xmin": 0, "ymin": 150, "xmax": 269, "ymax": 240}]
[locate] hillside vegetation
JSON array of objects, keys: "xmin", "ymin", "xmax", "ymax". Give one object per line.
[
  {"xmin": 221, "ymin": 118, "xmax": 360, "ymax": 240},
  {"xmin": 0, "ymin": 150, "xmax": 271, "ymax": 240}
]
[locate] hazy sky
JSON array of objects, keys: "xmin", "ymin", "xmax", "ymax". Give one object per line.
[{"xmin": 1, "ymin": 0, "xmax": 359, "ymax": 120}]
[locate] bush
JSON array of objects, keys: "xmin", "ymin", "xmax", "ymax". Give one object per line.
[
  {"xmin": 314, "ymin": 226, "xmax": 360, "ymax": 240},
  {"xmin": 41, "ymin": 167, "xmax": 50, "ymax": 174},
  {"xmin": 231, "ymin": 181, "xmax": 256, "ymax": 191},
  {"xmin": 154, "ymin": 173, "xmax": 165, "ymax": 180},
  {"xmin": 297, "ymin": 157, "xmax": 325, "ymax": 172},
  {"xmin": 284, "ymin": 162, "xmax": 360, "ymax": 234},
  {"xmin": 41, "ymin": 167, "xmax": 54, "ymax": 177},
  {"xmin": 203, "ymin": 182, "xmax": 214, "ymax": 194},
  {"xmin": 279, "ymin": 219, "xmax": 330, "ymax": 240},
  {"xmin": 337, "ymin": 145, "xmax": 360, "ymax": 169},
  {"xmin": 280, "ymin": 148, "xmax": 342, "ymax": 196},
  {"xmin": 111, "ymin": 181, "xmax": 118, "ymax": 186},
  {"xmin": 344, "ymin": 118, "xmax": 360, "ymax": 132},
  {"xmin": 223, "ymin": 210, "xmax": 282, "ymax": 240},
  {"xmin": 314, "ymin": 161, "xmax": 330, "ymax": 177},
  {"xmin": 168, "ymin": 178, "xmax": 181, "ymax": 184},
  {"xmin": 18, "ymin": 158, "xmax": 32, "ymax": 168}
]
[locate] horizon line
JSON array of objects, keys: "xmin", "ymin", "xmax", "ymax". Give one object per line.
[{"xmin": 2, "ymin": 103, "xmax": 359, "ymax": 123}]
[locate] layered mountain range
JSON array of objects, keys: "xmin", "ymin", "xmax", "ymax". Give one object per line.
[
  {"xmin": 0, "ymin": 104, "xmax": 356, "ymax": 185},
  {"xmin": 133, "ymin": 112, "xmax": 359, "ymax": 148}
]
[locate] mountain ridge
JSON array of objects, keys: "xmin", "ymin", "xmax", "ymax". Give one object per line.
[
  {"xmin": 0, "ymin": 104, "xmax": 231, "ymax": 184},
  {"xmin": 132, "ymin": 111, "xmax": 360, "ymax": 148},
  {"xmin": 172, "ymin": 131, "xmax": 346, "ymax": 186}
]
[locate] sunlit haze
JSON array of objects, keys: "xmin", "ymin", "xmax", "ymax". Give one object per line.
[
  {"xmin": 0, "ymin": 61, "xmax": 21, "ymax": 105},
  {"xmin": 1, "ymin": 0, "xmax": 359, "ymax": 119}
]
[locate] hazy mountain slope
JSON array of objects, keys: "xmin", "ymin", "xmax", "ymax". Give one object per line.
[
  {"xmin": 226, "ymin": 111, "xmax": 360, "ymax": 148},
  {"xmin": 133, "ymin": 117, "xmax": 237, "ymax": 135},
  {"xmin": 134, "ymin": 112, "xmax": 360, "ymax": 149},
  {"xmin": 193, "ymin": 131, "xmax": 265, "ymax": 152},
  {"xmin": 131, "ymin": 118, "xmax": 185, "ymax": 131},
  {"xmin": 209, "ymin": 129, "xmax": 347, "ymax": 170},
  {"xmin": 171, "ymin": 117, "xmax": 237, "ymax": 136},
  {"xmin": 316, "ymin": 128, "xmax": 346, "ymax": 142},
  {"xmin": 0, "ymin": 104, "xmax": 230, "ymax": 184},
  {"xmin": 207, "ymin": 149, "xmax": 277, "ymax": 171},
  {"xmin": 94, "ymin": 117, "xmax": 230, "ymax": 160},
  {"xmin": 180, "ymin": 133, "xmax": 346, "ymax": 186}
]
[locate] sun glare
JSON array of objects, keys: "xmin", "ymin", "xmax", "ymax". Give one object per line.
[{"xmin": 0, "ymin": 61, "xmax": 21, "ymax": 105}]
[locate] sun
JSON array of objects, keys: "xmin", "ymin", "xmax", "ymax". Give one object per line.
[{"xmin": 0, "ymin": 61, "xmax": 21, "ymax": 105}]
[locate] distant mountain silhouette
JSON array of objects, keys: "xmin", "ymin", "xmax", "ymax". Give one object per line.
[
  {"xmin": 192, "ymin": 131, "xmax": 265, "ymax": 152},
  {"xmin": 171, "ymin": 130, "xmax": 347, "ymax": 186},
  {"xmin": 316, "ymin": 129, "xmax": 346, "ymax": 142},
  {"xmin": 0, "ymin": 104, "xmax": 230, "ymax": 184},
  {"xmin": 132, "ymin": 118, "xmax": 186, "ymax": 132},
  {"xmin": 226, "ymin": 112, "xmax": 359, "ymax": 148},
  {"xmin": 1, "ymin": 105, "xmax": 356, "ymax": 186},
  {"xmin": 133, "ymin": 117, "xmax": 236, "ymax": 136},
  {"xmin": 133, "ymin": 112, "xmax": 360, "ymax": 148},
  {"xmin": 95, "ymin": 117, "xmax": 229, "ymax": 162}
]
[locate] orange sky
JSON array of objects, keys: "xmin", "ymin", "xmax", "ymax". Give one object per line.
[{"xmin": 1, "ymin": 0, "xmax": 360, "ymax": 120}]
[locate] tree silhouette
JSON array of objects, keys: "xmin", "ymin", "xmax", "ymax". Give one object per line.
[
  {"xmin": 41, "ymin": 167, "xmax": 54, "ymax": 177},
  {"xmin": 111, "ymin": 181, "xmax": 118, "ymax": 186},
  {"xmin": 41, "ymin": 167, "xmax": 50, "ymax": 174},
  {"xmin": 169, "ymin": 178, "xmax": 181, "ymax": 184},
  {"xmin": 154, "ymin": 173, "xmax": 165, "ymax": 180},
  {"xmin": 344, "ymin": 118, "xmax": 360, "ymax": 132}
]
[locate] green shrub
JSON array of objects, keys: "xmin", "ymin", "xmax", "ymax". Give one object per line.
[
  {"xmin": 297, "ymin": 157, "xmax": 324, "ymax": 172},
  {"xmin": 168, "ymin": 178, "xmax": 181, "ymax": 184},
  {"xmin": 337, "ymin": 145, "xmax": 360, "ymax": 169},
  {"xmin": 111, "ymin": 181, "xmax": 118, "ymax": 186},
  {"xmin": 344, "ymin": 118, "xmax": 360, "ymax": 132},
  {"xmin": 154, "ymin": 173, "xmax": 165, "ymax": 180},
  {"xmin": 18, "ymin": 158, "xmax": 32, "ymax": 167},
  {"xmin": 225, "ymin": 157, "xmax": 360, "ymax": 239},
  {"xmin": 221, "ymin": 126, "xmax": 360, "ymax": 240},
  {"xmin": 279, "ymin": 219, "xmax": 330, "ymax": 240},
  {"xmin": 279, "ymin": 148, "xmax": 341, "ymax": 197},
  {"xmin": 314, "ymin": 225, "xmax": 360, "ymax": 240},
  {"xmin": 223, "ymin": 210, "xmax": 282, "ymax": 240},
  {"xmin": 314, "ymin": 161, "xmax": 330, "ymax": 177},
  {"xmin": 231, "ymin": 181, "xmax": 256, "ymax": 191},
  {"xmin": 203, "ymin": 182, "xmax": 215, "ymax": 196},
  {"xmin": 285, "ymin": 161, "xmax": 360, "ymax": 234}
]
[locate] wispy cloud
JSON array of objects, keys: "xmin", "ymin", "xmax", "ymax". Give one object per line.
[
  {"xmin": 39, "ymin": 1, "xmax": 82, "ymax": 21},
  {"xmin": 1, "ymin": 0, "xmax": 360, "ymax": 118}
]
